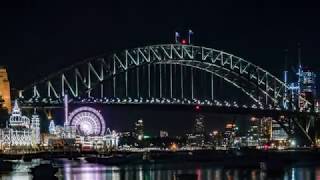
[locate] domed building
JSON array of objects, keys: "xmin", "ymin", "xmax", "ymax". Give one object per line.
[{"xmin": 0, "ymin": 100, "xmax": 40, "ymax": 148}]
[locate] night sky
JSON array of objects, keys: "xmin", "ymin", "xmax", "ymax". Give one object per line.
[{"xmin": 1, "ymin": 1, "xmax": 320, "ymax": 135}]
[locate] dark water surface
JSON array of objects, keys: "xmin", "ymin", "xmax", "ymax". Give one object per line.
[{"xmin": 0, "ymin": 159, "xmax": 319, "ymax": 180}]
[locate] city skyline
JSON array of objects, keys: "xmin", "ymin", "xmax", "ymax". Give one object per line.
[
  {"xmin": 1, "ymin": 3, "xmax": 319, "ymax": 140},
  {"xmin": 1, "ymin": 2, "xmax": 320, "ymax": 180},
  {"xmin": 0, "ymin": 0, "xmax": 318, "ymax": 151}
]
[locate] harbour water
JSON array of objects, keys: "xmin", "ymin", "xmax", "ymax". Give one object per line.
[{"xmin": 0, "ymin": 159, "xmax": 320, "ymax": 180}]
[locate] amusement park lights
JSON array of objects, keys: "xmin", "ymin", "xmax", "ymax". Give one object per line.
[{"xmin": 68, "ymin": 106, "xmax": 106, "ymax": 136}]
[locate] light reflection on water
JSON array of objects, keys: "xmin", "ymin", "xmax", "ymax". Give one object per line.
[{"xmin": 1, "ymin": 160, "xmax": 320, "ymax": 180}]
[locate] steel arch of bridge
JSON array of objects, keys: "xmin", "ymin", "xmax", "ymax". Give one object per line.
[{"xmin": 21, "ymin": 44, "xmax": 309, "ymax": 111}]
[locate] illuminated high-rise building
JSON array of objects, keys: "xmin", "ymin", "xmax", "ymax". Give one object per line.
[
  {"xmin": 0, "ymin": 67, "xmax": 11, "ymax": 112},
  {"xmin": 246, "ymin": 117, "xmax": 272, "ymax": 147},
  {"xmin": 299, "ymin": 68, "xmax": 316, "ymax": 110},
  {"xmin": 286, "ymin": 47, "xmax": 317, "ymax": 111},
  {"xmin": 160, "ymin": 130, "xmax": 168, "ymax": 138},
  {"xmin": 134, "ymin": 119, "xmax": 144, "ymax": 140},
  {"xmin": 223, "ymin": 122, "xmax": 238, "ymax": 147},
  {"xmin": 271, "ymin": 120, "xmax": 288, "ymax": 141},
  {"xmin": 194, "ymin": 114, "xmax": 205, "ymax": 135}
]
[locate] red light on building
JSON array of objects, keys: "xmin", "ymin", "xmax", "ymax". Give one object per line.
[
  {"xmin": 195, "ymin": 105, "xmax": 200, "ymax": 110},
  {"xmin": 181, "ymin": 39, "xmax": 187, "ymax": 44},
  {"xmin": 225, "ymin": 123, "xmax": 235, "ymax": 129},
  {"xmin": 263, "ymin": 144, "xmax": 270, "ymax": 151}
]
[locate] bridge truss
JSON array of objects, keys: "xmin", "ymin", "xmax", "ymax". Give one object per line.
[
  {"xmin": 19, "ymin": 44, "xmax": 317, "ymax": 145},
  {"xmin": 21, "ymin": 44, "xmax": 310, "ymax": 110}
]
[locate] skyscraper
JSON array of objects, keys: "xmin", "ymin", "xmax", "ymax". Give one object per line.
[
  {"xmin": 299, "ymin": 68, "xmax": 316, "ymax": 111},
  {"xmin": 160, "ymin": 130, "xmax": 168, "ymax": 138},
  {"xmin": 224, "ymin": 122, "xmax": 237, "ymax": 147},
  {"xmin": 0, "ymin": 67, "xmax": 11, "ymax": 112},
  {"xmin": 271, "ymin": 120, "xmax": 288, "ymax": 141},
  {"xmin": 134, "ymin": 119, "xmax": 144, "ymax": 140},
  {"xmin": 194, "ymin": 114, "xmax": 205, "ymax": 135},
  {"xmin": 246, "ymin": 117, "xmax": 272, "ymax": 147}
]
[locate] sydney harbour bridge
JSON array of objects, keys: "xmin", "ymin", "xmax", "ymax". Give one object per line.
[{"xmin": 18, "ymin": 44, "xmax": 319, "ymax": 146}]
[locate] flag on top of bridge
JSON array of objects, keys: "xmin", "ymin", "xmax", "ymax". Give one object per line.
[
  {"xmin": 175, "ymin": 32, "xmax": 180, "ymax": 43},
  {"xmin": 188, "ymin": 29, "xmax": 194, "ymax": 44}
]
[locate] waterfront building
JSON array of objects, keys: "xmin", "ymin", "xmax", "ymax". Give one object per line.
[
  {"xmin": 160, "ymin": 130, "xmax": 169, "ymax": 138},
  {"xmin": 210, "ymin": 130, "xmax": 223, "ymax": 147},
  {"xmin": 271, "ymin": 120, "xmax": 288, "ymax": 141},
  {"xmin": 246, "ymin": 117, "xmax": 260, "ymax": 147},
  {"xmin": 0, "ymin": 67, "xmax": 11, "ymax": 112},
  {"xmin": 119, "ymin": 131, "xmax": 132, "ymax": 137},
  {"xmin": 134, "ymin": 119, "xmax": 144, "ymax": 140},
  {"xmin": 246, "ymin": 117, "xmax": 272, "ymax": 147},
  {"xmin": 45, "ymin": 105, "xmax": 119, "ymax": 150},
  {"xmin": 0, "ymin": 101, "xmax": 40, "ymax": 148},
  {"xmin": 223, "ymin": 122, "xmax": 238, "ymax": 147},
  {"xmin": 31, "ymin": 110, "xmax": 41, "ymax": 145},
  {"xmin": 41, "ymin": 133, "xmax": 57, "ymax": 146},
  {"xmin": 75, "ymin": 128, "xmax": 119, "ymax": 151},
  {"xmin": 49, "ymin": 119, "xmax": 56, "ymax": 135},
  {"xmin": 194, "ymin": 114, "xmax": 205, "ymax": 135},
  {"xmin": 187, "ymin": 114, "xmax": 206, "ymax": 146},
  {"xmin": 187, "ymin": 133, "xmax": 205, "ymax": 146},
  {"xmin": 260, "ymin": 117, "xmax": 273, "ymax": 140}
]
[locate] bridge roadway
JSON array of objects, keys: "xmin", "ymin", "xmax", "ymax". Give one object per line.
[{"xmin": 21, "ymin": 102, "xmax": 317, "ymax": 117}]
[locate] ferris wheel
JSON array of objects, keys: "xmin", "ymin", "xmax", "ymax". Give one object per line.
[{"xmin": 68, "ymin": 107, "xmax": 106, "ymax": 136}]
